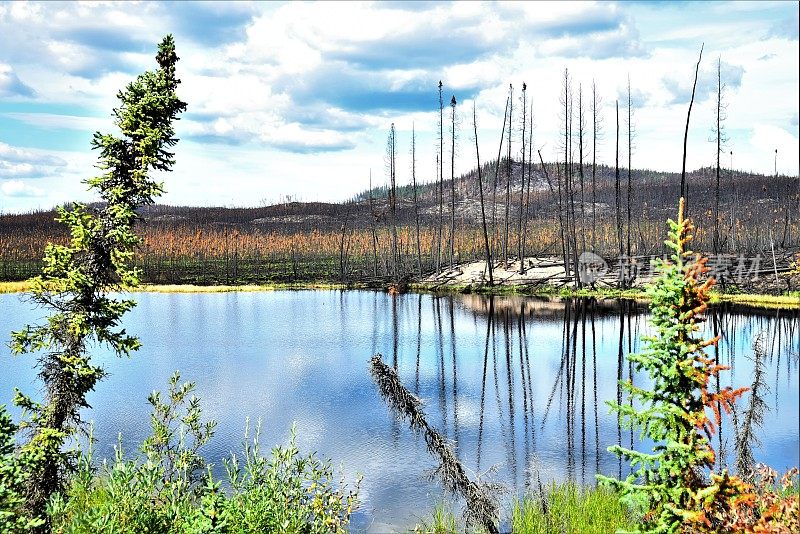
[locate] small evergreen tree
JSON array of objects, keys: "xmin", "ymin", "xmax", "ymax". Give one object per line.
[
  {"xmin": 598, "ymin": 198, "xmax": 751, "ymax": 533},
  {"xmin": 9, "ymin": 35, "xmax": 186, "ymax": 522}
]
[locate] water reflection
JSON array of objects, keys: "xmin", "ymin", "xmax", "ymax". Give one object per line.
[
  {"xmin": 450, "ymin": 295, "xmax": 798, "ymax": 494},
  {"xmin": 1, "ymin": 291, "xmax": 798, "ymax": 531}
]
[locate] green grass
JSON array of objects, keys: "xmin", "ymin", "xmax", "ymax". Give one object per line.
[
  {"xmin": 511, "ymin": 482, "xmax": 637, "ymax": 534},
  {"xmin": 4, "ymin": 278, "xmax": 798, "ymax": 309},
  {"xmin": 413, "ymin": 483, "xmax": 637, "ymax": 533},
  {"xmin": 410, "ymin": 281, "xmax": 800, "ymax": 309},
  {"xmin": 414, "ymin": 502, "xmax": 459, "ymax": 533}
]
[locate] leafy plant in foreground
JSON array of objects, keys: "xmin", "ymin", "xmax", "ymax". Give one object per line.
[
  {"xmin": 8, "ymin": 35, "xmax": 186, "ymax": 522},
  {"xmin": 0, "ymin": 405, "xmax": 44, "ymax": 532},
  {"xmin": 598, "ymin": 197, "xmax": 751, "ymax": 532},
  {"xmin": 48, "ymin": 376, "xmax": 359, "ymax": 533}
]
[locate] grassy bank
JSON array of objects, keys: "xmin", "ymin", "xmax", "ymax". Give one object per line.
[
  {"xmin": 411, "ymin": 281, "xmax": 800, "ymax": 309},
  {"xmin": 3, "ymin": 279, "xmax": 798, "ymax": 308},
  {"xmin": 0, "ymin": 280, "xmax": 371, "ymax": 294}
]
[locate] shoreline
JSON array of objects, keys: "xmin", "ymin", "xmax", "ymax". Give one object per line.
[{"xmin": 2, "ymin": 279, "xmax": 798, "ymax": 309}]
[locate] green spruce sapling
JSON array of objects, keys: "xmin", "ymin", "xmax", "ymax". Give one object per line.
[
  {"xmin": 9, "ymin": 35, "xmax": 186, "ymax": 521},
  {"xmin": 598, "ymin": 198, "xmax": 751, "ymax": 532}
]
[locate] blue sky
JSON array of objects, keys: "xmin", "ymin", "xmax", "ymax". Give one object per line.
[{"xmin": 0, "ymin": 0, "xmax": 797, "ymax": 212}]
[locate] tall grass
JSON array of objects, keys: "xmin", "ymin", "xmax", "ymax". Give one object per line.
[
  {"xmin": 414, "ymin": 483, "xmax": 636, "ymax": 533},
  {"xmin": 511, "ymin": 482, "xmax": 636, "ymax": 534}
]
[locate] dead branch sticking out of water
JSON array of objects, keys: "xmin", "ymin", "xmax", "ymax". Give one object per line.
[{"xmin": 369, "ymin": 354, "xmax": 500, "ymax": 533}]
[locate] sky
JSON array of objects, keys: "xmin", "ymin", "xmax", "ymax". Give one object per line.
[{"xmin": 0, "ymin": 0, "xmax": 798, "ymax": 213}]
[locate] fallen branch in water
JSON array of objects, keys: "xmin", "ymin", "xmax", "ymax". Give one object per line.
[{"xmin": 369, "ymin": 354, "xmax": 500, "ymax": 533}]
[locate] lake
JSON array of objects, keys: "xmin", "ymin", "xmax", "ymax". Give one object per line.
[{"xmin": 1, "ymin": 290, "xmax": 798, "ymax": 531}]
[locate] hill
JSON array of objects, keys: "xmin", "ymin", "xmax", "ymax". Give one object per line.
[{"xmin": 1, "ymin": 159, "xmax": 797, "ymax": 288}]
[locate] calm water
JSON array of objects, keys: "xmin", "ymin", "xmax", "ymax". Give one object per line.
[{"xmin": 1, "ymin": 291, "xmax": 798, "ymax": 531}]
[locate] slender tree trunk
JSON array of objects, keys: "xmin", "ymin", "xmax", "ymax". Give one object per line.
[
  {"xmin": 681, "ymin": 43, "xmax": 704, "ymax": 202},
  {"xmin": 504, "ymin": 84, "xmax": 513, "ymax": 268},
  {"xmin": 578, "ymin": 84, "xmax": 586, "ymax": 257},
  {"xmin": 556, "ymin": 161, "xmax": 568, "ymax": 277},
  {"xmin": 492, "ymin": 97, "xmax": 510, "ymax": 267},
  {"xmin": 541, "ymin": 151, "xmax": 567, "ymax": 276},
  {"xmin": 563, "ymin": 69, "xmax": 571, "ymax": 278},
  {"xmin": 626, "ymin": 75, "xmax": 632, "ymax": 259},
  {"xmin": 388, "ymin": 124, "xmax": 399, "ymax": 280},
  {"xmin": 473, "ymin": 102, "xmax": 493, "ymax": 285},
  {"xmin": 450, "ymin": 95, "xmax": 457, "ymax": 269},
  {"xmin": 714, "ymin": 58, "xmax": 721, "ymax": 257},
  {"xmin": 569, "ymin": 86, "xmax": 579, "ymax": 286},
  {"xmin": 412, "ymin": 124, "xmax": 423, "ymax": 275},
  {"xmin": 522, "ymin": 99, "xmax": 534, "ymax": 267},
  {"xmin": 591, "ymin": 81, "xmax": 599, "ymax": 253},
  {"xmin": 437, "ymin": 81, "xmax": 444, "ymax": 275},
  {"xmin": 615, "ymin": 100, "xmax": 624, "ymax": 287},
  {"xmin": 369, "ymin": 171, "xmax": 378, "ymax": 278},
  {"xmin": 339, "ymin": 203, "xmax": 350, "ymax": 284},
  {"xmin": 518, "ymin": 83, "xmax": 527, "ymax": 273}
]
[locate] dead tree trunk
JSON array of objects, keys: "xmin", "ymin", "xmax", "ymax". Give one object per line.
[
  {"xmin": 388, "ymin": 124, "xmax": 399, "ymax": 280},
  {"xmin": 522, "ymin": 98, "xmax": 534, "ymax": 268},
  {"xmin": 615, "ymin": 100, "xmax": 624, "ymax": 285},
  {"xmin": 591, "ymin": 81, "xmax": 601, "ymax": 253},
  {"xmin": 449, "ymin": 95, "xmax": 457, "ymax": 269},
  {"xmin": 473, "ymin": 102, "xmax": 493, "ymax": 286},
  {"xmin": 504, "ymin": 84, "xmax": 513, "ymax": 268},
  {"xmin": 412, "ymin": 124, "xmax": 423, "ymax": 275},
  {"xmin": 518, "ymin": 82, "xmax": 527, "ymax": 273},
  {"xmin": 714, "ymin": 57, "xmax": 722, "ymax": 256},
  {"xmin": 681, "ymin": 43, "xmax": 704, "ymax": 203},
  {"xmin": 491, "ymin": 97, "xmax": 510, "ymax": 266},
  {"xmin": 540, "ymin": 150, "xmax": 567, "ymax": 274},
  {"xmin": 370, "ymin": 355, "xmax": 500, "ymax": 533},
  {"xmin": 437, "ymin": 81, "xmax": 444, "ymax": 275},
  {"xmin": 369, "ymin": 170, "xmax": 379, "ymax": 277},
  {"xmin": 626, "ymin": 75, "xmax": 633, "ymax": 259},
  {"xmin": 578, "ymin": 83, "xmax": 586, "ymax": 257}
]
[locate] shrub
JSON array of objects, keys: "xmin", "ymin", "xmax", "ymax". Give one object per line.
[
  {"xmin": 0, "ymin": 405, "xmax": 44, "ymax": 533},
  {"xmin": 48, "ymin": 375, "xmax": 359, "ymax": 533}
]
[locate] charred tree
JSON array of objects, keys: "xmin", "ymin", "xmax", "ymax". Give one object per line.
[
  {"xmin": 518, "ymin": 82, "xmax": 528, "ymax": 273},
  {"xmin": 473, "ymin": 102, "xmax": 494, "ymax": 286},
  {"xmin": 410, "ymin": 125, "xmax": 422, "ymax": 275},
  {"xmin": 522, "ymin": 97, "xmax": 535, "ymax": 271},
  {"xmin": 615, "ymin": 100, "xmax": 624, "ymax": 284},
  {"xmin": 370, "ymin": 354, "xmax": 500, "ymax": 533},
  {"xmin": 369, "ymin": 170, "xmax": 379, "ymax": 278},
  {"xmin": 681, "ymin": 43, "xmax": 704, "ymax": 203},
  {"xmin": 449, "ymin": 94, "xmax": 457, "ymax": 269},
  {"xmin": 491, "ymin": 97, "xmax": 510, "ymax": 266},
  {"xmin": 626, "ymin": 75, "xmax": 633, "ymax": 259},
  {"xmin": 437, "ymin": 81, "xmax": 444, "ymax": 275},
  {"xmin": 387, "ymin": 123, "xmax": 399, "ymax": 280},
  {"xmin": 504, "ymin": 84, "xmax": 514, "ymax": 268},
  {"xmin": 578, "ymin": 83, "xmax": 587, "ymax": 256},
  {"xmin": 591, "ymin": 80, "xmax": 603, "ymax": 253}
]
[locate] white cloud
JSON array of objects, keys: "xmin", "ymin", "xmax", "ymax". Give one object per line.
[
  {"xmin": 1, "ymin": 179, "xmax": 46, "ymax": 198},
  {"xmin": 0, "ymin": 64, "xmax": 35, "ymax": 97},
  {"xmin": 0, "ymin": 142, "xmax": 67, "ymax": 178},
  {"xmin": 750, "ymin": 125, "xmax": 799, "ymax": 176},
  {"xmin": 0, "ymin": 0, "xmax": 796, "ymax": 211}
]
